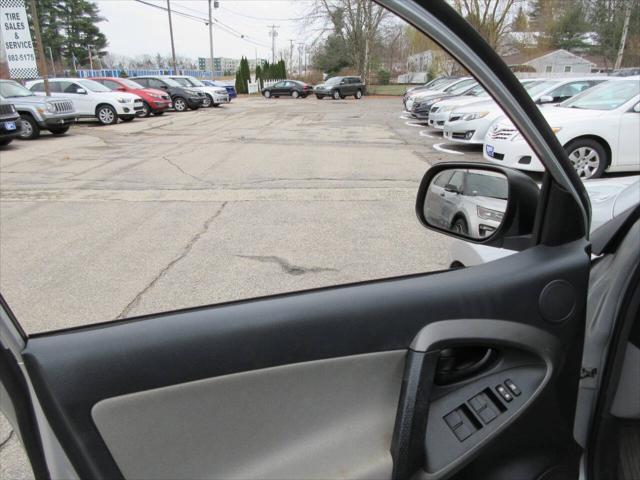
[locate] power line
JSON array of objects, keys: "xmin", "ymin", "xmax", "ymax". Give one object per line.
[{"xmin": 132, "ymin": 0, "xmax": 271, "ymax": 49}]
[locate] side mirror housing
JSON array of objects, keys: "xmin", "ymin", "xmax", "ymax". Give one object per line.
[
  {"xmin": 537, "ymin": 95, "xmax": 554, "ymax": 105},
  {"xmin": 416, "ymin": 162, "xmax": 539, "ymax": 251},
  {"xmin": 117, "ymin": 86, "xmax": 126, "ymax": 92},
  {"xmin": 76, "ymin": 88, "xmax": 87, "ymax": 95},
  {"xmin": 633, "ymin": 103, "xmax": 640, "ymax": 113}
]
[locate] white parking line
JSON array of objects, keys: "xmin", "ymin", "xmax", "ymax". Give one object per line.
[
  {"xmin": 399, "ymin": 115, "xmax": 411, "ymax": 120},
  {"xmin": 433, "ymin": 143, "xmax": 465, "ymax": 155},
  {"xmin": 405, "ymin": 121, "xmax": 425, "ymax": 128},
  {"xmin": 419, "ymin": 130, "xmax": 436, "ymax": 139}
]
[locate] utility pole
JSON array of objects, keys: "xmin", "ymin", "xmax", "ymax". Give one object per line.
[
  {"xmin": 207, "ymin": 0, "xmax": 215, "ymax": 78},
  {"xmin": 614, "ymin": 2, "xmax": 632, "ymax": 70},
  {"xmin": 167, "ymin": 0, "xmax": 178, "ymax": 73},
  {"xmin": 28, "ymin": 0, "xmax": 50, "ymax": 95},
  {"xmin": 268, "ymin": 25, "xmax": 279, "ymax": 64},
  {"xmin": 47, "ymin": 46, "xmax": 56, "ymax": 77},
  {"xmin": 297, "ymin": 43, "xmax": 303, "ymax": 77}
]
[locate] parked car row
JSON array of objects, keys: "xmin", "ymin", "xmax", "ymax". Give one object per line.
[
  {"xmin": 260, "ymin": 76, "xmax": 366, "ymax": 100},
  {"xmin": 0, "ymin": 76, "xmax": 237, "ymax": 146},
  {"xmin": 406, "ymin": 75, "xmax": 640, "ymax": 179}
]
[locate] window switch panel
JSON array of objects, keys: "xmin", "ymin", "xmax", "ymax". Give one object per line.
[
  {"xmin": 496, "ymin": 384, "xmax": 514, "ymax": 402},
  {"xmin": 505, "ymin": 379, "xmax": 521, "ymax": 396}
]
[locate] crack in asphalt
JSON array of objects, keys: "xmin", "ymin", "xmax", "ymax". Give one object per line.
[
  {"xmin": 115, "ymin": 202, "xmax": 228, "ymax": 319},
  {"xmin": 236, "ymin": 255, "xmax": 338, "ymax": 276},
  {"xmin": 163, "ymin": 155, "xmax": 215, "ymax": 186}
]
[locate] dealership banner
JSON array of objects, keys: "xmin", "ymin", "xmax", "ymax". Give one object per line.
[{"xmin": 0, "ymin": 0, "xmax": 38, "ymax": 78}]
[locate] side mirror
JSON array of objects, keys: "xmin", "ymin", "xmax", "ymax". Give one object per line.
[
  {"xmin": 76, "ymin": 88, "xmax": 87, "ymax": 95},
  {"xmin": 117, "ymin": 86, "xmax": 126, "ymax": 92},
  {"xmin": 633, "ymin": 103, "xmax": 640, "ymax": 113},
  {"xmin": 444, "ymin": 184, "xmax": 460, "ymax": 194},
  {"xmin": 416, "ymin": 163, "xmax": 539, "ymax": 250},
  {"xmin": 537, "ymin": 95, "xmax": 554, "ymax": 105}
]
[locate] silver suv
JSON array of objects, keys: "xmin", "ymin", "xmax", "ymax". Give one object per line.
[
  {"xmin": 0, "ymin": 80, "xmax": 76, "ymax": 140},
  {"xmin": 424, "ymin": 168, "xmax": 508, "ymax": 238}
]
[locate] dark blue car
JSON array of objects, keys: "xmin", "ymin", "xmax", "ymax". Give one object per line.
[{"xmin": 202, "ymin": 80, "xmax": 237, "ymax": 100}]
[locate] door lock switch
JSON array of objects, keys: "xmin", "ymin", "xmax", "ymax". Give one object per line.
[
  {"xmin": 496, "ymin": 384, "xmax": 513, "ymax": 402},
  {"xmin": 504, "ymin": 379, "xmax": 521, "ymax": 396}
]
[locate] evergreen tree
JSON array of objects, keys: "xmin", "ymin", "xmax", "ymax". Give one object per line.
[
  {"xmin": 26, "ymin": 0, "xmax": 65, "ymax": 61},
  {"xmin": 60, "ymin": 0, "xmax": 107, "ymax": 67},
  {"xmin": 255, "ymin": 64, "xmax": 263, "ymax": 89}
]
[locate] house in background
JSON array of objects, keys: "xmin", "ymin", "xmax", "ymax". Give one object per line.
[{"xmin": 502, "ymin": 49, "xmax": 604, "ymax": 74}]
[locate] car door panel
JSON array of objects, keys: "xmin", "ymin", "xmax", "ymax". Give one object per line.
[{"xmin": 21, "ymin": 238, "xmax": 590, "ymax": 479}]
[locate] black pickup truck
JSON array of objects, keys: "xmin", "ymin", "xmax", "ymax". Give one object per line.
[{"xmin": 0, "ymin": 101, "xmax": 22, "ymax": 146}]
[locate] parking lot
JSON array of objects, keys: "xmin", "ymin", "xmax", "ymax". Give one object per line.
[
  {"xmin": 0, "ymin": 95, "xmax": 488, "ymax": 334},
  {"xmin": 0, "ymin": 94, "xmax": 490, "ymax": 477}
]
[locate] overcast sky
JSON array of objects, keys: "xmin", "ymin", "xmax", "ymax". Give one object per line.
[{"xmin": 95, "ymin": 0, "xmax": 318, "ymax": 61}]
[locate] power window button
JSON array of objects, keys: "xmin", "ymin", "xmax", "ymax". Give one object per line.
[
  {"xmin": 496, "ymin": 384, "xmax": 513, "ymax": 402},
  {"xmin": 470, "ymin": 394, "xmax": 487, "ymax": 412},
  {"xmin": 505, "ymin": 379, "xmax": 521, "ymax": 396},
  {"xmin": 444, "ymin": 410, "xmax": 463, "ymax": 429},
  {"xmin": 453, "ymin": 423, "xmax": 473, "ymax": 441}
]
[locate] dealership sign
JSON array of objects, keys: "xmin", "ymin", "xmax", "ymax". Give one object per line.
[{"xmin": 0, "ymin": 0, "xmax": 38, "ymax": 78}]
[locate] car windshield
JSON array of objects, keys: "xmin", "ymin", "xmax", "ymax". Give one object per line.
[
  {"xmin": 186, "ymin": 77, "xmax": 205, "ymax": 87},
  {"xmin": 78, "ymin": 79, "xmax": 112, "ymax": 92},
  {"xmin": 171, "ymin": 77, "xmax": 191, "ymax": 87},
  {"xmin": 447, "ymin": 80, "xmax": 476, "ymax": 95},
  {"xmin": 0, "ymin": 81, "xmax": 34, "ymax": 97},
  {"xmin": 465, "ymin": 84, "xmax": 486, "ymax": 96},
  {"xmin": 424, "ymin": 77, "xmax": 452, "ymax": 89},
  {"xmin": 448, "ymin": 81, "xmax": 477, "ymax": 95},
  {"xmin": 561, "ymin": 80, "xmax": 640, "ymax": 110},
  {"xmin": 161, "ymin": 77, "xmax": 182, "ymax": 87},
  {"xmin": 524, "ymin": 80, "xmax": 561, "ymax": 97},
  {"xmin": 121, "ymin": 79, "xmax": 144, "ymax": 89},
  {"xmin": 466, "ymin": 172, "xmax": 508, "ymax": 199}
]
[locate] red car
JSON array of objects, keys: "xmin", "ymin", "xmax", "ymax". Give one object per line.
[{"xmin": 90, "ymin": 77, "xmax": 172, "ymax": 117}]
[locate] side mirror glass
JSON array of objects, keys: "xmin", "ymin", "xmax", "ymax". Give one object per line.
[
  {"xmin": 76, "ymin": 88, "xmax": 87, "ymax": 94},
  {"xmin": 537, "ymin": 95, "xmax": 554, "ymax": 105},
  {"xmin": 416, "ymin": 163, "xmax": 539, "ymax": 249},
  {"xmin": 423, "ymin": 169, "xmax": 508, "ymax": 240}
]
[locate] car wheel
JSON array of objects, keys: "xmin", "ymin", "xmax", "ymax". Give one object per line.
[
  {"xmin": 173, "ymin": 97, "xmax": 188, "ymax": 112},
  {"xmin": 48, "ymin": 125, "xmax": 70, "ymax": 135},
  {"xmin": 449, "ymin": 261, "xmax": 465, "ymax": 269},
  {"xmin": 96, "ymin": 105, "xmax": 118, "ymax": 125},
  {"xmin": 0, "ymin": 138, "xmax": 13, "ymax": 146},
  {"xmin": 18, "ymin": 114, "xmax": 40, "ymax": 140},
  {"xmin": 138, "ymin": 102, "xmax": 152, "ymax": 118},
  {"xmin": 202, "ymin": 95, "xmax": 213, "ymax": 108},
  {"xmin": 355, "ymin": 89, "xmax": 363, "ymax": 99},
  {"xmin": 565, "ymin": 139, "xmax": 607, "ymax": 179},
  {"xmin": 212, "ymin": 103, "xmax": 220, "ymax": 108},
  {"xmin": 120, "ymin": 116, "xmax": 135, "ymax": 122},
  {"xmin": 332, "ymin": 90, "xmax": 341, "ymax": 100},
  {"xmin": 292, "ymin": 91, "xmax": 299, "ymax": 99},
  {"xmin": 264, "ymin": 90, "xmax": 271, "ymax": 98},
  {"xmin": 316, "ymin": 95, "xmax": 323, "ymax": 100},
  {"xmin": 451, "ymin": 217, "xmax": 469, "ymax": 236}
]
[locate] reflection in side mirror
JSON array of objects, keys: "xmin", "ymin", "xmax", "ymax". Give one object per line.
[
  {"xmin": 423, "ymin": 168, "xmax": 508, "ymax": 240},
  {"xmin": 537, "ymin": 95, "xmax": 554, "ymax": 105}
]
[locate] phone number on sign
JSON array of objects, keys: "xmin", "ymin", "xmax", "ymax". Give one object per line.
[{"xmin": 7, "ymin": 53, "xmax": 36, "ymax": 62}]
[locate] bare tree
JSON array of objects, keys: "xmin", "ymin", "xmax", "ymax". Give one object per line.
[
  {"xmin": 310, "ymin": 0, "xmax": 389, "ymax": 82},
  {"xmin": 453, "ymin": 0, "xmax": 518, "ymax": 49}
]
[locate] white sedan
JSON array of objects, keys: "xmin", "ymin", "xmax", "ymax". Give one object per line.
[
  {"xmin": 484, "ymin": 77, "xmax": 640, "ymax": 178},
  {"xmin": 428, "ymin": 79, "xmax": 542, "ymax": 129},
  {"xmin": 442, "ymin": 77, "xmax": 607, "ymax": 145},
  {"xmin": 404, "ymin": 77, "xmax": 474, "ymax": 111}
]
